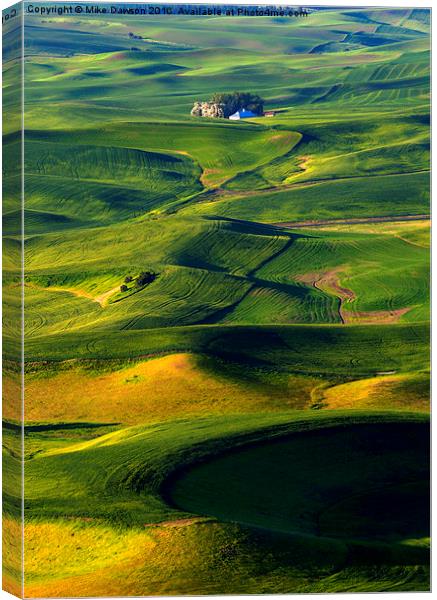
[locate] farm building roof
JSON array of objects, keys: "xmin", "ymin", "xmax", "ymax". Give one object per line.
[{"xmin": 229, "ymin": 108, "xmax": 258, "ymax": 119}]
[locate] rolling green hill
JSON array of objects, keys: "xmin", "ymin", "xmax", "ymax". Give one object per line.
[
  {"xmin": 3, "ymin": 411, "xmax": 429, "ymax": 595},
  {"xmin": 2, "ymin": 5, "xmax": 430, "ymax": 597}
]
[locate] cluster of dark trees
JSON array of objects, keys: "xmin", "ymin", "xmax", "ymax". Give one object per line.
[
  {"xmin": 120, "ymin": 271, "xmax": 156, "ymax": 293},
  {"xmin": 191, "ymin": 91, "xmax": 264, "ymax": 118},
  {"xmin": 136, "ymin": 271, "xmax": 156, "ymax": 286},
  {"xmin": 128, "ymin": 31, "xmax": 143, "ymax": 40},
  {"xmin": 211, "ymin": 92, "xmax": 264, "ymax": 117}
]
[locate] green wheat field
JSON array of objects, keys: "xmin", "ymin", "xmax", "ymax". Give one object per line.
[{"xmin": 2, "ymin": 4, "xmax": 430, "ymax": 596}]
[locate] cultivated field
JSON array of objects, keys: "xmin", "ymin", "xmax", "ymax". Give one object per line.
[{"xmin": 2, "ymin": 6, "xmax": 430, "ymax": 595}]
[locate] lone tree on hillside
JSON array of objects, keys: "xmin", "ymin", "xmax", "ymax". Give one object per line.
[{"xmin": 191, "ymin": 91, "xmax": 264, "ymax": 118}]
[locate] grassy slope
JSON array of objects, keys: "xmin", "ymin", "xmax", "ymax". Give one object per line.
[
  {"xmin": 15, "ymin": 317, "xmax": 430, "ymax": 422},
  {"xmin": 13, "ymin": 217, "xmax": 429, "ymax": 336},
  {"xmin": 11, "ymin": 411, "xmax": 429, "ymax": 595},
  {"xmin": 2, "ymin": 6, "xmax": 431, "ymax": 596},
  {"xmin": 24, "ymin": 123, "xmax": 299, "ymax": 189}
]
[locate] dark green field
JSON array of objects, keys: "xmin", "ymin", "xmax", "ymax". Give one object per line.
[{"xmin": 2, "ymin": 5, "xmax": 430, "ymax": 596}]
